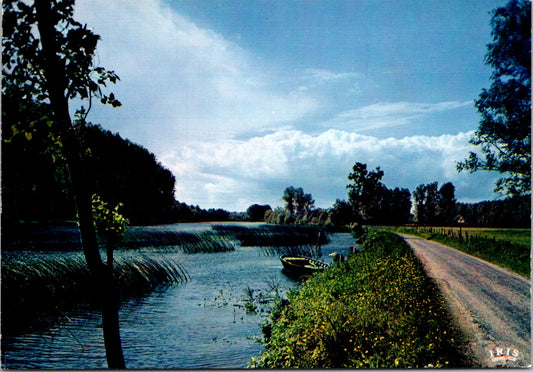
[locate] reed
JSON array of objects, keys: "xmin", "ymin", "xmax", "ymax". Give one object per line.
[
  {"xmin": 3, "ymin": 226, "xmax": 236, "ymax": 253},
  {"xmin": 2, "ymin": 252, "xmax": 189, "ymax": 335},
  {"xmin": 212, "ymin": 224, "xmax": 329, "ymax": 247}
]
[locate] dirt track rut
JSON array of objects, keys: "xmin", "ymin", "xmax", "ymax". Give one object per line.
[{"xmin": 399, "ymin": 234, "xmax": 531, "ymax": 367}]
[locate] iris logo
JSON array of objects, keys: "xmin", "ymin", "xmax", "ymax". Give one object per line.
[{"xmin": 489, "ymin": 347, "xmax": 519, "ymax": 362}]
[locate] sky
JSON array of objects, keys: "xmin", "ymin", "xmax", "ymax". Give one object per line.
[{"xmin": 74, "ymin": 0, "xmax": 507, "ymax": 212}]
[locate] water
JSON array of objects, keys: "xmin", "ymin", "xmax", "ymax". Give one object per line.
[{"xmin": 2, "ymin": 224, "xmax": 356, "ymax": 369}]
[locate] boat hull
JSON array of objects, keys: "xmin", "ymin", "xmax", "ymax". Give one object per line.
[{"xmin": 280, "ymin": 255, "xmax": 328, "ymax": 277}]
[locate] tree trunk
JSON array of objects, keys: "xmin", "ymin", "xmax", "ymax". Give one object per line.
[{"xmin": 34, "ymin": 0, "xmax": 126, "ymax": 368}]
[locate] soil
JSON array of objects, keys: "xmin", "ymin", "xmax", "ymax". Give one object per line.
[{"xmin": 400, "ymin": 234, "xmax": 531, "ymax": 368}]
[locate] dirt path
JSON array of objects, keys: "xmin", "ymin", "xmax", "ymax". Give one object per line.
[{"xmin": 399, "ymin": 234, "xmax": 531, "ymax": 368}]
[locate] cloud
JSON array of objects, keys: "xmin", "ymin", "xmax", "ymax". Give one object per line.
[
  {"xmin": 160, "ymin": 129, "xmax": 499, "ymax": 211},
  {"xmin": 72, "ymin": 2, "xmax": 496, "ymax": 212},
  {"xmin": 74, "ymin": 0, "xmax": 319, "ymax": 152},
  {"xmin": 325, "ymin": 101, "xmax": 473, "ymax": 132}
]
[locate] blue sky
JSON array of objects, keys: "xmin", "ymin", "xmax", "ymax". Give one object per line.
[{"xmin": 75, "ymin": 0, "xmax": 505, "ymax": 211}]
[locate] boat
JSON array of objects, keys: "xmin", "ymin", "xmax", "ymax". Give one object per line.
[{"xmin": 280, "ymin": 255, "xmax": 329, "ymax": 277}]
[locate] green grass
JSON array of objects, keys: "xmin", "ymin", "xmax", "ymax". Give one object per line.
[
  {"xmin": 1, "ymin": 252, "xmax": 189, "ymax": 335},
  {"xmin": 389, "ymin": 226, "xmax": 530, "ymax": 278},
  {"xmin": 253, "ymin": 231, "xmax": 469, "ymax": 368}
]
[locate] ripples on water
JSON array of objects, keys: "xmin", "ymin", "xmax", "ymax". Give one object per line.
[{"xmin": 2, "ymin": 224, "xmax": 355, "ymax": 369}]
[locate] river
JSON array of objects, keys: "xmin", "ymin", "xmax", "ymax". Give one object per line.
[{"xmin": 2, "ymin": 223, "xmax": 356, "ymax": 369}]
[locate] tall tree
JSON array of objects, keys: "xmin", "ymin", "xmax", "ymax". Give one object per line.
[
  {"xmin": 3, "ymin": 0, "xmax": 124, "ymax": 367},
  {"xmin": 413, "ymin": 182, "xmax": 439, "ymax": 225},
  {"xmin": 436, "ymin": 182, "xmax": 457, "ymax": 225},
  {"xmin": 282, "ymin": 186, "xmax": 314, "ymax": 216},
  {"xmin": 457, "ymin": 0, "xmax": 531, "ymax": 196},
  {"xmin": 346, "ymin": 162, "xmax": 386, "ymax": 223}
]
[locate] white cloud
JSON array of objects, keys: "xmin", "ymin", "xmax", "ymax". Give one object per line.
[
  {"xmin": 71, "ymin": 2, "xmax": 497, "ymax": 212},
  {"xmin": 74, "ymin": 0, "xmax": 319, "ymax": 152},
  {"xmin": 326, "ymin": 101, "xmax": 473, "ymax": 132},
  {"xmin": 161, "ymin": 129, "xmax": 499, "ymax": 211}
]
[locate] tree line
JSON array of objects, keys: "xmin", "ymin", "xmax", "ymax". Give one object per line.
[
  {"xmin": 1, "ymin": 113, "xmax": 232, "ymax": 226},
  {"xmin": 263, "ymin": 161, "xmax": 530, "ymax": 229}
]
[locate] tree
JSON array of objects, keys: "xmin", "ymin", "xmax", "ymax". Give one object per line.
[
  {"xmin": 246, "ymin": 204, "xmax": 272, "ymax": 221},
  {"xmin": 414, "ymin": 182, "xmax": 457, "ymax": 225},
  {"xmin": 328, "ymin": 199, "xmax": 356, "ymax": 226},
  {"xmin": 346, "ymin": 162, "xmax": 387, "ymax": 224},
  {"xmin": 3, "ymin": 0, "xmax": 124, "ymax": 367},
  {"xmin": 282, "ymin": 186, "xmax": 314, "ymax": 216},
  {"xmin": 457, "ymin": 0, "xmax": 531, "ymax": 196},
  {"xmin": 387, "ymin": 187, "xmax": 412, "ymax": 225},
  {"xmin": 413, "ymin": 182, "xmax": 440, "ymax": 225},
  {"xmin": 436, "ymin": 182, "xmax": 457, "ymax": 225}
]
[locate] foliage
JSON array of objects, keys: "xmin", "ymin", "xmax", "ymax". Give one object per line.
[
  {"xmin": 79, "ymin": 124, "xmax": 178, "ymax": 225},
  {"xmin": 391, "ymin": 226, "xmax": 530, "ymax": 278},
  {"xmin": 246, "ymin": 204, "xmax": 272, "ymax": 221},
  {"xmin": 91, "ymin": 194, "xmax": 129, "ymax": 247},
  {"xmin": 413, "ymin": 182, "xmax": 457, "ymax": 225},
  {"xmin": 1, "ymin": 85, "xmax": 75, "ymax": 223},
  {"xmin": 2, "ymin": 0, "xmax": 121, "ymax": 114},
  {"xmin": 347, "ymin": 162, "xmax": 411, "ymax": 225},
  {"xmin": 264, "ymin": 207, "xmax": 334, "ymax": 228},
  {"xmin": 456, "ymin": 194, "xmax": 530, "ymax": 228},
  {"xmin": 1, "ymin": 119, "xmax": 234, "ymax": 226},
  {"xmin": 254, "ymin": 231, "xmax": 468, "ymax": 368},
  {"xmin": 2, "ymin": 252, "xmax": 189, "ymax": 335},
  {"xmin": 328, "ymin": 199, "xmax": 356, "ymax": 226},
  {"xmin": 457, "ymin": 0, "xmax": 531, "ymax": 196},
  {"xmin": 282, "ymin": 186, "xmax": 315, "ymax": 216}
]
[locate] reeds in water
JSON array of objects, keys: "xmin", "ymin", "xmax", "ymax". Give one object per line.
[
  {"xmin": 2, "ymin": 252, "xmax": 189, "ymax": 335},
  {"xmin": 212, "ymin": 224, "xmax": 329, "ymax": 247},
  {"xmin": 123, "ymin": 229, "xmax": 236, "ymax": 253}
]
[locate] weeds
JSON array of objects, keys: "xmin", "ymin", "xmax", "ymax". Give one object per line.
[{"xmin": 253, "ymin": 231, "xmax": 469, "ymax": 368}]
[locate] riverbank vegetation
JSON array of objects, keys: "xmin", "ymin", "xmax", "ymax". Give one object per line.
[
  {"xmin": 253, "ymin": 231, "xmax": 469, "ymax": 368},
  {"xmin": 389, "ymin": 226, "xmax": 530, "ymax": 278},
  {"xmin": 2, "ymin": 252, "xmax": 188, "ymax": 335}
]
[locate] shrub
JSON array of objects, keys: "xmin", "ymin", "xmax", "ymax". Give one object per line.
[{"xmin": 254, "ymin": 231, "xmax": 468, "ymax": 368}]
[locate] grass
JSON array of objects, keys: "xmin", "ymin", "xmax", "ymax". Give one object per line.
[
  {"xmin": 253, "ymin": 231, "xmax": 469, "ymax": 368},
  {"xmin": 388, "ymin": 226, "xmax": 530, "ymax": 278},
  {"xmin": 1, "ymin": 252, "xmax": 189, "ymax": 335}
]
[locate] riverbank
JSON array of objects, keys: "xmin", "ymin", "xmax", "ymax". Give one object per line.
[{"xmin": 253, "ymin": 231, "xmax": 471, "ymax": 368}]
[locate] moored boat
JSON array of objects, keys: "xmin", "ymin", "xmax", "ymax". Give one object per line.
[{"xmin": 280, "ymin": 255, "xmax": 328, "ymax": 277}]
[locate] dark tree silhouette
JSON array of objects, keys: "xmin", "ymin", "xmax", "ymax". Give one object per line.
[
  {"xmin": 458, "ymin": 0, "xmax": 531, "ymax": 196},
  {"xmin": 3, "ymin": 0, "xmax": 124, "ymax": 367}
]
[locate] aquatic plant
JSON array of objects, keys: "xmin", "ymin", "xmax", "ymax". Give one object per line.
[
  {"xmin": 2, "ymin": 252, "xmax": 188, "ymax": 335},
  {"xmin": 212, "ymin": 224, "xmax": 329, "ymax": 247}
]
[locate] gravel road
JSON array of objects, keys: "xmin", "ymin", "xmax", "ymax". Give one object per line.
[{"xmin": 399, "ymin": 234, "xmax": 531, "ymax": 368}]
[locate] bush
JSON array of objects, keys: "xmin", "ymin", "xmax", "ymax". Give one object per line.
[{"xmin": 253, "ymin": 231, "xmax": 468, "ymax": 368}]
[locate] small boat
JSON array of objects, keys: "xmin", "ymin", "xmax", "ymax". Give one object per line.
[{"xmin": 280, "ymin": 255, "xmax": 329, "ymax": 277}]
